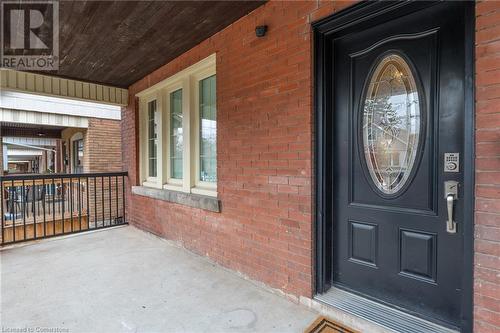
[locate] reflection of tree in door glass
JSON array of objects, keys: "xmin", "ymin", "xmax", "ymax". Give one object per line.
[{"xmin": 362, "ymin": 54, "xmax": 421, "ymax": 194}]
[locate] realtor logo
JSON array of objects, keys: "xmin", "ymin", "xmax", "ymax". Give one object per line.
[{"xmin": 1, "ymin": 0, "xmax": 59, "ymax": 70}]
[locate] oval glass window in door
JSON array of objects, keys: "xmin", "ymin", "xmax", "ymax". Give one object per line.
[{"xmin": 362, "ymin": 54, "xmax": 421, "ymax": 195}]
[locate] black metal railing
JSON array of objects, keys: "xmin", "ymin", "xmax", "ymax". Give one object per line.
[{"xmin": 0, "ymin": 172, "xmax": 127, "ymax": 245}]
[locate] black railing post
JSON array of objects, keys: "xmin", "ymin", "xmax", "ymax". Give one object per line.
[
  {"xmin": 61, "ymin": 177, "xmax": 65, "ymax": 234},
  {"xmin": 86, "ymin": 177, "xmax": 89, "ymax": 230},
  {"xmin": 115, "ymin": 175, "xmax": 119, "ymax": 224},
  {"xmin": 122, "ymin": 175, "xmax": 126, "ymax": 224},
  {"xmin": 33, "ymin": 179, "xmax": 36, "ymax": 239},
  {"xmin": 11, "ymin": 180, "xmax": 15, "ymax": 243},
  {"xmin": 69, "ymin": 177, "xmax": 74, "ymax": 232},
  {"xmin": 52, "ymin": 178, "xmax": 56, "ymax": 235},
  {"xmin": 94, "ymin": 176, "xmax": 97, "ymax": 229},
  {"xmin": 42, "ymin": 178, "xmax": 46, "ymax": 238},
  {"xmin": 101, "ymin": 176, "xmax": 104, "ymax": 227},
  {"xmin": 108, "ymin": 176, "xmax": 112, "ymax": 226},
  {"xmin": 22, "ymin": 180, "xmax": 26, "ymax": 240},
  {"xmin": 78, "ymin": 177, "xmax": 82, "ymax": 231}
]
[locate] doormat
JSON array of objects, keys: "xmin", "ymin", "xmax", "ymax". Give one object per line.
[{"xmin": 305, "ymin": 316, "xmax": 359, "ymax": 333}]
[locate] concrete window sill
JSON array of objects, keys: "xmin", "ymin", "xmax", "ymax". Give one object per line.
[{"xmin": 131, "ymin": 186, "xmax": 221, "ymax": 213}]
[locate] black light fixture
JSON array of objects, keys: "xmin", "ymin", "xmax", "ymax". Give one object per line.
[{"xmin": 255, "ymin": 25, "xmax": 268, "ymax": 37}]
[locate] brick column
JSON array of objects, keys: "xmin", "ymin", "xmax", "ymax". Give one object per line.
[
  {"xmin": 85, "ymin": 118, "xmax": 123, "ymax": 227},
  {"xmin": 474, "ymin": 2, "xmax": 500, "ymax": 332}
]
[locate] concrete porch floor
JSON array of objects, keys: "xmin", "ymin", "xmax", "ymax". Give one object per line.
[{"xmin": 0, "ymin": 226, "xmax": 317, "ymax": 333}]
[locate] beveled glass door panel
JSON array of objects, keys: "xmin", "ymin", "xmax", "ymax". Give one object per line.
[
  {"xmin": 349, "ymin": 31, "xmax": 435, "ymax": 213},
  {"xmin": 362, "ymin": 54, "xmax": 422, "ymax": 196}
]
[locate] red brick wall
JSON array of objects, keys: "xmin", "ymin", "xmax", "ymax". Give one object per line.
[
  {"xmin": 124, "ymin": 0, "xmax": 357, "ymax": 298},
  {"xmin": 122, "ymin": 0, "xmax": 500, "ymax": 328},
  {"xmin": 474, "ymin": 1, "xmax": 500, "ymax": 332},
  {"xmin": 86, "ymin": 118, "xmax": 122, "ymax": 173}
]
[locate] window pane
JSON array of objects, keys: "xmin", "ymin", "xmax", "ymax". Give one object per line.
[
  {"xmin": 362, "ymin": 54, "xmax": 421, "ymax": 194},
  {"xmin": 170, "ymin": 89, "xmax": 183, "ymax": 179},
  {"xmin": 73, "ymin": 139, "xmax": 84, "ymax": 173},
  {"xmin": 199, "ymin": 75, "xmax": 217, "ymax": 182},
  {"xmin": 148, "ymin": 100, "xmax": 157, "ymax": 177}
]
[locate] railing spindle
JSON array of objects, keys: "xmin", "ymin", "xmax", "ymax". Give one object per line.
[{"xmin": 33, "ymin": 179, "xmax": 36, "ymax": 239}]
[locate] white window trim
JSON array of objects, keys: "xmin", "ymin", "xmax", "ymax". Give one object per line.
[{"xmin": 138, "ymin": 54, "xmax": 217, "ymax": 197}]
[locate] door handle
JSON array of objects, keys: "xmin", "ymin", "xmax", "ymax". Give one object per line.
[
  {"xmin": 444, "ymin": 181, "xmax": 458, "ymax": 234},
  {"xmin": 446, "ymin": 194, "xmax": 456, "ymax": 233}
]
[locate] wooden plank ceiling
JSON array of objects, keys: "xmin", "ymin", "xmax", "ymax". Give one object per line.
[{"xmin": 52, "ymin": 1, "xmax": 265, "ymax": 88}]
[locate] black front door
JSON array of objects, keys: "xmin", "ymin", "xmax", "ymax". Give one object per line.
[{"xmin": 316, "ymin": 1, "xmax": 473, "ymax": 329}]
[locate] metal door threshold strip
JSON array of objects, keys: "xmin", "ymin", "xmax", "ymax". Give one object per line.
[{"xmin": 314, "ymin": 288, "xmax": 459, "ymax": 333}]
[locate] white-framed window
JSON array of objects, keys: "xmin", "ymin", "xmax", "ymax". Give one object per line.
[{"xmin": 138, "ymin": 54, "xmax": 217, "ymax": 197}]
